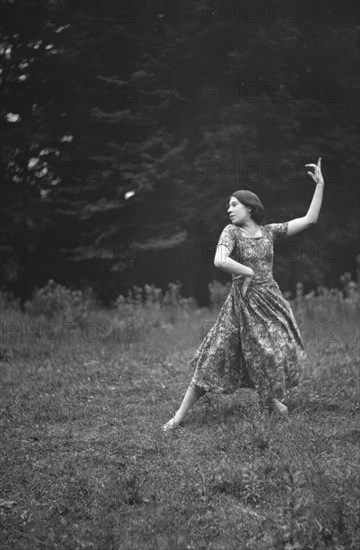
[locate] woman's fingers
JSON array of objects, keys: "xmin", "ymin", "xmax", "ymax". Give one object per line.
[
  {"xmin": 306, "ymin": 158, "xmax": 322, "ymax": 174},
  {"xmin": 241, "ymin": 282, "xmax": 250, "ymax": 297},
  {"xmin": 306, "ymin": 157, "xmax": 324, "ymax": 185},
  {"xmin": 241, "ymin": 274, "xmax": 253, "ymax": 298},
  {"xmin": 318, "ymin": 158, "xmax": 323, "ymax": 177},
  {"xmin": 306, "ymin": 157, "xmax": 321, "ymax": 167}
]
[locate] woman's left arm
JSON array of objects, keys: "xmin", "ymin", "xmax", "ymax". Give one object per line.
[{"xmin": 287, "ymin": 157, "xmax": 325, "ymax": 237}]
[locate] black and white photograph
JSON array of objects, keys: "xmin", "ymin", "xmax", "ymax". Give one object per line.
[{"xmin": 1, "ymin": 1, "xmax": 359, "ymax": 548}]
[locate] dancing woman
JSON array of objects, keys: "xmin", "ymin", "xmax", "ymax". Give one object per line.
[{"xmin": 163, "ymin": 158, "xmax": 324, "ymax": 431}]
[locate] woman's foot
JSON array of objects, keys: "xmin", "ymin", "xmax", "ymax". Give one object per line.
[
  {"xmin": 271, "ymin": 398, "xmax": 289, "ymax": 418},
  {"xmin": 162, "ymin": 417, "xmax": 181, "ymax": 433}
]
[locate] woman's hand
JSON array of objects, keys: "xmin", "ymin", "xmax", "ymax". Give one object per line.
[
  {"xmin": 287, "ymin": 157, "xmax": 325, "ymax": 236},
  {"xmin": 235, "ymin": 268, "xmax": 254, "ymax": 297},
  {"xmin": 305, "ymin": 157, "xmax": 324, "ymax": 186},
  {"xmin": 241, "ymin": 274, "xmax": 253, "ymax": 297}
]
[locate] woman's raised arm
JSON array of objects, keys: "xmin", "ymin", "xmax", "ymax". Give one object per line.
[{"xmin": 287, "ymin": 157, "xmax": 325, "ymax": 237}]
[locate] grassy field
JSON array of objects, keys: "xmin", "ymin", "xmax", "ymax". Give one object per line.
[{"xmin": 0, "ymin": 285, "xmax": 359, "ymax": 550}]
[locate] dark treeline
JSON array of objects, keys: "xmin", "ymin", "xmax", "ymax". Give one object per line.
[{"xmin": 1, "ymin": 0, "xmax": 359, "ymax": 305}]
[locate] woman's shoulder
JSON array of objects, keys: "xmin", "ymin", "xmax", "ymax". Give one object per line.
[
  {"xmin": 263, "ymin": 222, "xmax": 289, "ymax": 242},
  {"xmin": 217, "ymin": 224, "xmax": 239, "ymax": 249},
  {"xmin": 263, "ymin": 221, "xmax": 288, "ymax": 231},
  {"xmin": 220, "ymin": 223, "xmax": 238, "ymax": 234}
]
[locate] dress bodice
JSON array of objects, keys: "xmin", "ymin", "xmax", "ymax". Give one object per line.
[{"xmin": 217, "ymin": 222, "xmax": 289, "ymax": 284}]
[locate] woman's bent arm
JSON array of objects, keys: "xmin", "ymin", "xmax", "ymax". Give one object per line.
[{"xmin": 214, "ymin": 245, "xmax": 254, "ymax": 278}]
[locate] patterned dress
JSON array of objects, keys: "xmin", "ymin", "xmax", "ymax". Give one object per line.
[{"xmin": 189, "ymin": 222, "xmax": 306, "ymax": 405}]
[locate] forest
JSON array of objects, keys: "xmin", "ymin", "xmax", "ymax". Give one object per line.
[{"xmin": 1, "ymin": 0, "xmax": 359, "ymax": 305}]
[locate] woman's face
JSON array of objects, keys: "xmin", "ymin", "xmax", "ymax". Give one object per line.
[{"xmin": 227, "ymin": 196, "xmax": 251, "ymax": 225}]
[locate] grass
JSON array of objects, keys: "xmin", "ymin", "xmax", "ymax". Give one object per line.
[{"xmin": 0, "ymin": 291, "xmax": 359, "ymax": 550}]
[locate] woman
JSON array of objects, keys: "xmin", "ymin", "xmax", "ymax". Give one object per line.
[{"xmin": 163, "ymin": 158, "xmax": 324, "ymax": 431}]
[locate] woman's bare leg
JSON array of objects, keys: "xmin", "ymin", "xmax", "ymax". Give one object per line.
[
  {"xmin": 272, "ymin": 398, "xmax": 289, "ymax": 417},
  {"xmin": 163, "ymin": 385, "xmax": 205, "ymax": 431}
]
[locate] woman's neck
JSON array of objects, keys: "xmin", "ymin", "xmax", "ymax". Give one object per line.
[{"xmin": 239, "ymin": 219, "xmax": 260, "ymax": 235}]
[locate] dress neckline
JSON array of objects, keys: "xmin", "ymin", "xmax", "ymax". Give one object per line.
[{"xmin": 238, "ymin": 225, "xmax": 263, "ymax": 239}]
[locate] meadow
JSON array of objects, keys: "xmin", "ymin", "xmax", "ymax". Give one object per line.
[{"xmin": 0, "ymin": 279, "xmax": 359, "ymax": 550}]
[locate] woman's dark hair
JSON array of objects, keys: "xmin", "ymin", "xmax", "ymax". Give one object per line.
[{"xmin": 228, "ymin": 190, "xmax": 265, "ymax": 223}]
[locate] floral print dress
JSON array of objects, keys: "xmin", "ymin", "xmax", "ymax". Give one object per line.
[{"xmin": 189, "ymin": 223, "xmax": 306, "ymax": 405}]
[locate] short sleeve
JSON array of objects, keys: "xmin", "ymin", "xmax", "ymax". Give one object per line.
[
  {"xmin": 217, "ymin": 224, "xmax": 236, "ymax": 253},
  {"xmin": 265, "ymin": 222, "xmax": 289, "ymax": 244}
]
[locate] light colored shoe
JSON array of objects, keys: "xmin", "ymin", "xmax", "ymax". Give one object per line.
[
  {"xmin": 162, "ymin": 418, "xmax": 180, "ymax": 433},
  {"xmin": 272, "ymin": 399, "xmax": 289, "ymax": 418}
]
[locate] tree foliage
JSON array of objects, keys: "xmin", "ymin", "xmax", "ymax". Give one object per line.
[{"xmin": 1, "ymin": 0, "xmax": 359, "ymax": 303}]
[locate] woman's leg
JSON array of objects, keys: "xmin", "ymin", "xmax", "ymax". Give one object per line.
[
  {"xmin": 163, "ymin": 385, "xmax": 205, "ymax": 431},
  {"xmin": 272, "ymin": 398, "xmax": 289, "ymax": 417},
  {"xmin": 260, "ymin": 393, "xmax": 289, "ymax": 418}
]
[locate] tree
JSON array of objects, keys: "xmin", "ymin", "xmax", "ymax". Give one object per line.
[{"xmin": 1, "ymin": 0, "xmax": 358, "ymax": 303}]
